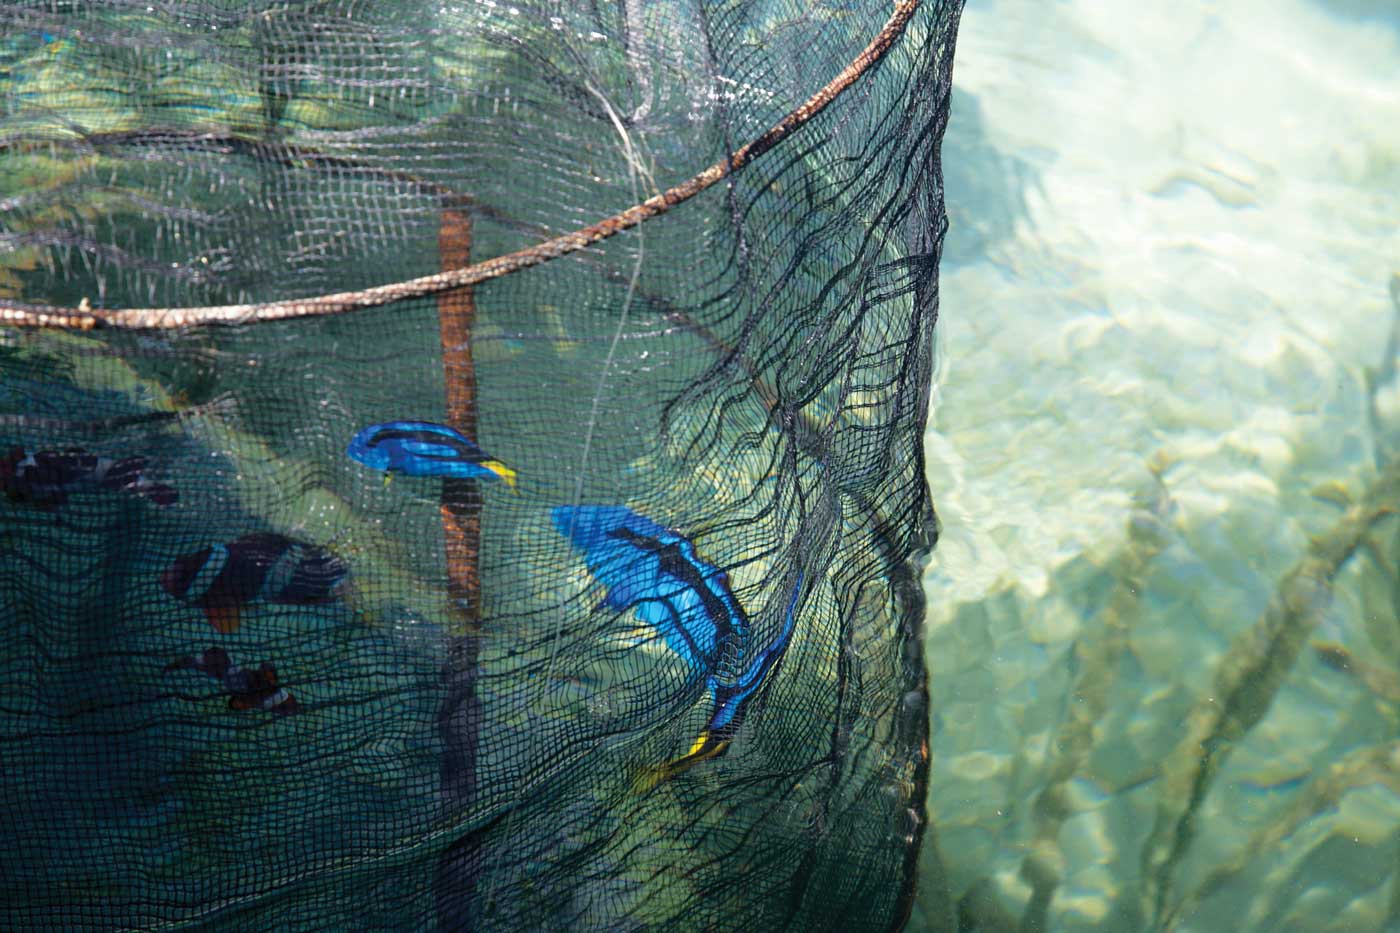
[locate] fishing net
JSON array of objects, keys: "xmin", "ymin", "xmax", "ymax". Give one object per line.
[{"xmin": 0, "ymin": 1, "xmax": 962, "ymax": 929}]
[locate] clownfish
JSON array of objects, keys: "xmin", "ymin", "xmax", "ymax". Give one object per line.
[
  {"xmin": 346, "ymin": 421, "xmax": 517, "ymax": 488},
  {"xmin": 164, "ymin": 647, "xmax": 301, "ymax": 716},
  {"xmin": 0, "ymin": 446, "xmax": 177, "ymax": 508},
  {"xmin": 160, "ymin": 532, "xmax": 349, "ymax": 634}
]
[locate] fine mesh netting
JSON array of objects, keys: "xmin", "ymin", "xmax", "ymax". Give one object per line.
[{"xmin": 0, "ymin": 2, "xmax": 961, "ymax": 929}]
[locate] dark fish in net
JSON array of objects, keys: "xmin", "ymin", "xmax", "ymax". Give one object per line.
[
  {"xmin": 0, "ymin": 446, "xmax": 177, "ymax": 508},
  {"xmin": 160, "ymin": 532, "xmax": 350, "ymax": 633}
]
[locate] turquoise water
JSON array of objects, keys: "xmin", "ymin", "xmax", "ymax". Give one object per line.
[
  {"xmin": 6, "ymin": 1, "xmax": 1396, "ymax": 927},
  {"xmin": 919, "ymin": 0, "xmax": 1400, "ymax": 929}
]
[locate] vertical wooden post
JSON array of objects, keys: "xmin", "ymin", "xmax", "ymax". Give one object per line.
[
  {"xmin": 437, "ymin": 203, "xmax": 483, "ymax": 625},
  {"xmin": 435, "ymin": 200, "xmax": 488, "ymax": 926}
]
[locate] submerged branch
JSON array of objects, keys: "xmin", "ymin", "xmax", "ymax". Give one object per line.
[
  {"xmin": 1164, "ymin": 739, "xmax": 1400, "ymax": 929},
  {"xmin": 1143, "ymin": 456, "xmax": 1400, "ymax": 928},
  {"xmin": 1018, "ymin": 457, "xmax": 1175, "ymax": 933}
]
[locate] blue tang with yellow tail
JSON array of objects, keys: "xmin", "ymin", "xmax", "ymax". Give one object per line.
[
  {"xmin": 633, "ymin": 578, "xmax": 802, "ymax": 791},
  {"xmin": 347, "ymin": 421, "xmax": 516, "ymax": 488},
  {"xmin": 552, "ymin": 505, "xmax": 803, "ymax": 790}
]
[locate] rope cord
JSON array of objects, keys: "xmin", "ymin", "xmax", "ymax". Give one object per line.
[{"xmin": 0, "ymin": 1, "xmax": 920, "ymax": 330}]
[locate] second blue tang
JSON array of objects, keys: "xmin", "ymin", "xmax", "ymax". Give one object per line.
[
  {"xmin": 552, "ymin": 505, "xmax": 802, "ymax": 788},
  {"xmin": 346, "ymin": 421, "xmax": 516, "ymax": 488}
]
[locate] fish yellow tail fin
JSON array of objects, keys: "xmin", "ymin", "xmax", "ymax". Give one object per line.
[
  {"xmin": 630, "ymin": 731, "xmax": 731, "ymax": 794},
  {"xmin": 484, "ymin": 459, "xmax": 518, "ymax": 492}
]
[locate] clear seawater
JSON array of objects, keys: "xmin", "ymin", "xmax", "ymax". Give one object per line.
[{"xmin": 919, "ymin": 0, "xmax": 1400, "ymax": 929}]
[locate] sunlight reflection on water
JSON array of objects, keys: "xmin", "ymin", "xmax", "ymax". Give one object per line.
[{"xmin": 919, "ymin": 0, "xmax": 1400, "ymax": 928}]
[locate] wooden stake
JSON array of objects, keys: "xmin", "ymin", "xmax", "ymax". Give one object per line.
[
  {"xmin": 437, "ymin": 204, "xmax": 483, "ymax": 625},
  {"xmin": 434, "ymin": 202, "xmax": 488, "ymax": 926}
]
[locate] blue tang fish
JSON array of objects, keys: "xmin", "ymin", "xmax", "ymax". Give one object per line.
[
  {"xmin": 347, "ymin": 421, "xmax": 516, "ymax": 488},
  {"xmin": 635, "ymin": 575, "xmax": 803, "ymax": 791},
  {"xmin": 552, "ymin": 505, "xmax": 803, "ymax": 788}
]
